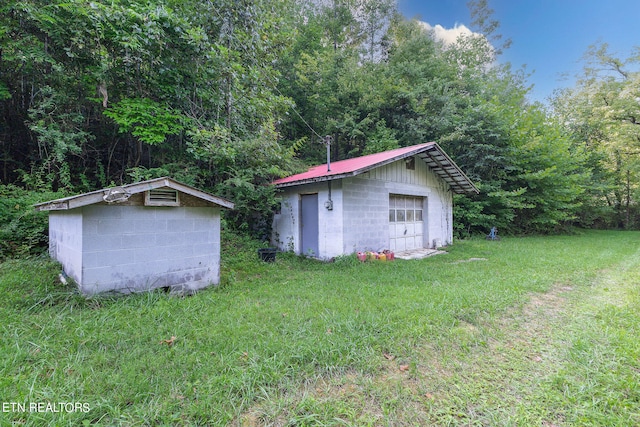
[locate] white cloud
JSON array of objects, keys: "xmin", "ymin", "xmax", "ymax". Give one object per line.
[
  {"xmin": 419, "ymin": 21, "xmax": 497, "ymax": 70},
  {"xmin": 419, "ymin": 22, "xmax": 479, "ymax": 46}
]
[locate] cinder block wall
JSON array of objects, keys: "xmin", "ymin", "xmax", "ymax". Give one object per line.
[
  {"xmin": 342, "ymin": 177, "xmax": 389, "ymax": 253},
  {"xmin": 79, "ymin": 205, "xmax": 220, "ymax": 295},
  {"xmin": 425, "ymin": 179, "xmax": 453, "ymax": 247},
  {"xmin": 342, "ymin": 163, "xmax": 453, "ymax": 252},
  {"xmin": 317, "ymin": 181, "xmax": 343, "ymax": 258},
  {"xmin": 272, "ymin": 190, "xmax": 299, "ymax": 253},
  {"xmin": 272, "ymin": 182, "xmax": 344, "ymax": 259},
  {"xmin": 49, "ymin": 210, "xmax": 84, "ymax": 284}
]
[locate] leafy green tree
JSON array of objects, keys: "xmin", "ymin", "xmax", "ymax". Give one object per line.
[
  {"xmin": 1, "ymin": 0, "xmax": 298, "ymax": 238},
  {"xmin": 0, "ymin": 0, "xmax": 627, "ymax": 241},
  {"xmin": 377, "ymin": 16, "xmax": 588, "ymax": 235},
  {"xmin": 553, "ymin": 43, "xmax": 640, "ymax": 228},
  {"xmin": 505, "ymin": 105, "xmax": 589, "ymax": 232}
]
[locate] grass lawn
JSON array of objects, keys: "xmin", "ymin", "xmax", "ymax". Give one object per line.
[{"xmin": 1, "ymin": 230, "xmax": 639, "ymax": 426}]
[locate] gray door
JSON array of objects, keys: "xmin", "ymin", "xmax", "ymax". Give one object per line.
[{"xmin": 301, "ymin": 194, "xmax": 319, "ymax": 256}]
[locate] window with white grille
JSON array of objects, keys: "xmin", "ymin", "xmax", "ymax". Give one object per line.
[{"xmin": 145, "ymin": 189, "xmax": 180, "ymax": 206}]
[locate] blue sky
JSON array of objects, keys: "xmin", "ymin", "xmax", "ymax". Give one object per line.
[{"xmin": 397, "ymin": 0, "xmax": 640, "ymax": 103}]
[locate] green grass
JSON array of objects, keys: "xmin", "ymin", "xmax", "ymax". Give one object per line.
[{"xmin": 0, "ymin": 230, "xmax": 639, "ymax": 426}]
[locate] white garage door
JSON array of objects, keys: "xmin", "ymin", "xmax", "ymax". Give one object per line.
[{"xmin": 389, "ymin": 195, "xmax": 424, "ymax": 252}]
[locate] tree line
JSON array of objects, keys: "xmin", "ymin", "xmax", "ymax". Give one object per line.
[{"xmin": 1, "ymin": 0, "xmax": 638, "ymax": 254}]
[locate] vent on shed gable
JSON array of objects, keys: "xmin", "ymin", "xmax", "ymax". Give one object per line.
[
  {"xmin": 405, "ymin": 157, "xmax": 415, "ymax": 170},
  {"xmin": 145, "ymin": 189, "xmax": 180, "ymax": 206}
]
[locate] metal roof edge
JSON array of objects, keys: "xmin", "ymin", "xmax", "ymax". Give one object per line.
[
  {"xmin": 274, "ymin": 172, "xmax": 356, "ymax": 189},
  {"xmin": 348, "ymin": 142, "xmax": 438, "ymax": 178},
  {"xmin": 162, "ymin": 179, "xmax": 235, "ymax": 209},
  {"xmin": 274, "ymin": 142, "xmax": 437, "ymax": 188},
  {"xmin": 423, "ymin": 144, "xmax": 479, "ymax": 194}
]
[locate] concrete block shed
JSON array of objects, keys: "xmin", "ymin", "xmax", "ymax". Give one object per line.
[
  {"xmin": 34, "ymin": 177, "xmax": 233, "ymax": 295},
  {"xmin": 271, "ymin": 142, "xmax": 478, "ymax": 259}
]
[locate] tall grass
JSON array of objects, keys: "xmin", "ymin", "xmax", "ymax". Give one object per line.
[{"xmin": 0, "ymin": 230, "xmax": 638, "ymax": 425}]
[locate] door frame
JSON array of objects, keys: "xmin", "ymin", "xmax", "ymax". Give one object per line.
[{"xmin": 388, "ymin": 193, "xmax": 427, "ymax": 251}]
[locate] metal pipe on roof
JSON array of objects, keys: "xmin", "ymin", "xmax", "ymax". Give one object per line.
[{"xmin": 324, "ymin": 135, "xmax": 332, "ymax": 172}]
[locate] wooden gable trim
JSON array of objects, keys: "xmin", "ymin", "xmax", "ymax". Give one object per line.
[{"xmin": 34, "ymin": 177, "xmax": 234, "ymax": 211}]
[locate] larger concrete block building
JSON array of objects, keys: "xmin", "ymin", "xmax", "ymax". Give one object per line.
[{"xmin": 271, "ymin": 142, "xmax": 478, "ymax": 259}]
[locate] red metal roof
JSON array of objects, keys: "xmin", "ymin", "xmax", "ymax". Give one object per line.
[{"xmin": 273, "ymin": 142, "xmax": 478, "ymax": 194}]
